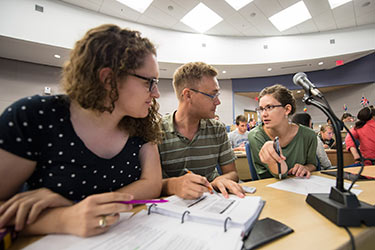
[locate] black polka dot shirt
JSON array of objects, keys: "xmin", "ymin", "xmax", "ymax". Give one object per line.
[{"xmin": 0, "ymin": 95, "xmax": 145, "ymax": 201}]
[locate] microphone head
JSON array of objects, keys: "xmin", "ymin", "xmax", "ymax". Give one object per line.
[{"xmin": 293, "ymin": 72, "xmax": 307, "ymax": 86}]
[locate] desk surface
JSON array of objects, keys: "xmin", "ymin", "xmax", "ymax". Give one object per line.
[{"xmin": 10, "ymin": 168, "xmax": 375, "ymax": 250}]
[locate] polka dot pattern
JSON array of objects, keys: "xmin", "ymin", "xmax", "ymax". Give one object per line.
[{"xmin": 0, "ymin": 95, "xmax": 145, "ymax": 201}]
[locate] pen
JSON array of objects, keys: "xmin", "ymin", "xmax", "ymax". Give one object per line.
[
  {"xmin": 183, "ymin": 168, "xmax": 218, "ymax": 196},
  {"xmin": 117, "ymin": 199, "xmax": 168, "ymax": 204},
  {"xmin": 273, "ymin": 136, "xmax": 282, "ymax": 179}
]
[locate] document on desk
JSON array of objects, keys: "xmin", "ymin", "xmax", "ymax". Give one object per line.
[
  {"xmin": 267, "ymin": 175, "xmax": 362, "ymax": 196},
  {"xmin": 24, "ymin": 210, "xmax": 243, "ymax": 250}
]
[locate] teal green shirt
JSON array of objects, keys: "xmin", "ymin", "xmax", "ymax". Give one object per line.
[{"xmin": 248, "ymin": 124, "xmax": 317, "ymax": 179}]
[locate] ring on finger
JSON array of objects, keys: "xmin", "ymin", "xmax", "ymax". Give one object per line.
[{"xmin": 99, "ymin": 215, "xmax": 107, "ymax": 228}]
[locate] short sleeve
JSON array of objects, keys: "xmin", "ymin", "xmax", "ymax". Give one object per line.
[{"xmin": 0, "ymin": 96, "xmax": 42, "ymax": 161}]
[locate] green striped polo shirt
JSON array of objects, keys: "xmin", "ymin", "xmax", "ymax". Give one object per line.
[{"xmin": 158, "ymin": 112, "xmax": 236, "ymax": 182}]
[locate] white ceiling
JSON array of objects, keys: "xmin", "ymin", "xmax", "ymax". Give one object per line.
[
  {"xmin": 61, "ymin": 0, "xmax": 375, "ymax": 37},
  {"xmin": 0, "ymin": 0, "xmax": 374, "ymax": 79}
]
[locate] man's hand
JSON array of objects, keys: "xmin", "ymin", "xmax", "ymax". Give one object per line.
[
  {"xmin": 288, "ymin": 164, "xmax": 312, "ymax": 178},
  {"xmin": 171, "ymin": 173, "xmax": 211, "ymax": 200},
  {"xmin": 211, "ymin": 176, "xmax": 245, "ymax": 199}
]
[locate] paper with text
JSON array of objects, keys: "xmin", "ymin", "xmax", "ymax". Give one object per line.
[
  {"xmin": 24, "ymin": 210, "xmax": 243, "ymax": 250},
  {"xmin": 267, "ymin": 175, "xmax": 362, "ymax": 196}
]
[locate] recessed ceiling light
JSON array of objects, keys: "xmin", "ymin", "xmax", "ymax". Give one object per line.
[
  {"xmin": 168, "ymin": 5, "xmax": 174, "ymax": 11},
  {"xmin": 269, "ymin": 1, "xmax": 312, "ymax": 32},
  {"xmin": 116, "ymin": 0, "xmax": 153, "ymax": 13},
  {"xmin": 267, "ymin": 67, "xmax": 272, "ymax": 71},
  {"xmin": 222, "ymin": 70, "xmax": 226, "ymax": 74},
  {"xmin": 54, "ymin": 54, "xmax": 61, "ymax": 59},
  {"xmin": 328, "ymin": 0, "xmax": 352, "ymax": 9},
  {"xmin": 180, "ymin": 3, "xmax": 223, "ymax": 33},
  {"xmin": 361, "ymin": 1, "xmax": 371, "ymax": 7},
  {"xmin": 318, "ymin": 61, "xmax": 324, "ymax": 65},
  {"xmin": 225, "ymin": 0, "xmax": 254, "ymax": 11}
]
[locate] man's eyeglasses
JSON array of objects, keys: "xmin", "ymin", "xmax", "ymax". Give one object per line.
[
  {"xmin": 129, "ymin": 73, "xmax": 159, "ymax": 92},
  {"xmin": 189, "ymin": 88, "xmax": 220, "ymax": 100},
  {"xmin": 255, "ymin": 104, "xmax": 284, "ymax": 113}
]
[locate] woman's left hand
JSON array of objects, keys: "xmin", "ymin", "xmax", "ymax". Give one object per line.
[
  {"xmin": 288, "ymin": 164, "xmax": 311, "ymax": 178},
  {"xmin": 0, "ymin": 188, "xmax": 73, "ymax": 231}
]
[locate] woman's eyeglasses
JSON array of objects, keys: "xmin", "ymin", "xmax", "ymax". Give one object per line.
[
  {"xmin": 255, "ymin": 105, "xmax": 284, "ymax": 113},
  {"xmin": 129, "ymin": 73, "xmax": 159, "ymax": 92}
]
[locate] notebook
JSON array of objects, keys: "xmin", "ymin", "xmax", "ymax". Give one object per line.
[{"xmin": 147, "ymin": 193, "xmax": 265, "ymax": 238}]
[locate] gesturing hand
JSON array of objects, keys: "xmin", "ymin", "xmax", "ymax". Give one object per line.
[{"xmin": 0, "ymin": 188, "xmax": 73, "ymax": 231}]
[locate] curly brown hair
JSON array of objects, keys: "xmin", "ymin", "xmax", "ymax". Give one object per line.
[
  {"xmin": 258, "ymin": 84, "xmax": 296, "ymax": 116},
  {"xmin": 62, "ymin": 24, "xmax": 162, "ymax": 143},
  {"xmin": 172, "ymin": 62, "xmax": 218, "ymax": 100}
]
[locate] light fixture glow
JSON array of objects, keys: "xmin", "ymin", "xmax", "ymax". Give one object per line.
[
  {"xmin": 54, "ymin": 54, "xmax": 61, "ymax": 59},
  {"xmin": 222, "ymin": 70, "xmax": 227, "ymax": 74},
  {"xmin": 267, "ymin": 68, "xmax": 272, "ymax": 72},
  {"xmin": 269, "ymin": 1, "xmax": 312, "ymax": 32},
  {"xmin": 328, "ymin": 0, "xmax": 352, "ymax": 9},
  {"xmin": 297, "ymin": 90, "xmax": 302, "ymax": 93},
  {"xmin": 116, "ymin": 0, "xmax": 153, "ymax": 13},
  {"xmin": 318, "ymin": 61, "xmax": 324, "ymax": 65},
  {"xmin": 225, "ymin": 0, "xmax": 254, "ymax": 11},
  {"xmin": 180, "ymin": 3, "xmax": 223, "ymax": 33}
]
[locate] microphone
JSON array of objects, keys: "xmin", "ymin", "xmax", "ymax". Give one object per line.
[{"xmin": 293, "ymin": 72, "xmax": 322, "ymax": 98}]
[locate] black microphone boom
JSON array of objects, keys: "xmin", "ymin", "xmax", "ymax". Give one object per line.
[
  {"xmin": 293, "ymin": 72, "xmax": 323, "ymax": 98},
  {"xmin": 292, "ymin": 72, "xmax": 375, "ymax": 227}
]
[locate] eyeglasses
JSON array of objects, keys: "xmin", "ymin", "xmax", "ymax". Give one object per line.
[
  {"xmin": 255, "ymin": 104, "xmax": 284, "ymax": 113},
  {"xmin": 129, "ymin": 73, "xmax": 159, "ymax": 92},
  {"xmin": 189, "ymin": 88, "xmax": 220, "ymax": 100}
]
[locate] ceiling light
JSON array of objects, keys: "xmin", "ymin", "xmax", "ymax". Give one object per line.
[
  {"xmin": 267, "ymin": 68, "xmax": 272, "ymax": 71},
  {"xmin": 225, "ymin": 0, "xmax": 254, "ymax": 11},
  {"xmin": 269, "ymin": 1, "xmax": 312, "ymax": 32},
  {"xmin": 54, "ymin": 54, "xmax": 61, "ymax": 59},
  {"xmin": 297, "ymin": 90, "xmax": 302, "ymax": 93},
  {"xmin": 318, "ymin": 61, "xmax": 324, "ymax": 65},
  {"xmin": 180, "ymin": 3, "xmax": 223, "ymax": 33},
  {"xmin": 116, "ymin": 0, "xmax": 153, "ymax": 13},
  {"xmin": 222, "ymin": 70, "xmax": 226, "ymax": 74},
  {"xmin": 328, "ymin": 0, "xmax": 352, "ymax": 9}
]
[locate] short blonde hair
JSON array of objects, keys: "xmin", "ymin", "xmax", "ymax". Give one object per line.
[{"xmin": 172, "ymin": 62, "xmax": 218, "ymax": 100}]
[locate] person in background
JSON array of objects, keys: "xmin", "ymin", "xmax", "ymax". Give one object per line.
[
  {"xmin": 228, "ymin": 115, "xmax": 249, "ymax": 151},
  {"xmin": 214, "ymin": 114, "xmax": 220, "ymax": 120},
  {"xmin": 319, "ymin": 125, "xmax": 335, "ymax": 149},
  {"xmin": 292, "ymin": 113, "xmax": 332, "ymax": 169},
  {"xmin": 248, "ymin": 118, "xmax": 257, "ymax": 130},
  {"xmin": 248, "ymin": 84, "xmax": 317, "ymax": 179},
  {"xmin": 158, "ymin": 62, "xmax": 245, "ymax": 200},
  {"xmin": 341, "ymin": 113, "xmax": 355, "ymax": 122},
  {"xmin": 345, "ymin": 107, "xmax": 375, "ymax": 165},
  {"xmin": 0, "ymin": 24, "xmax": 162, "ymax": 237}
]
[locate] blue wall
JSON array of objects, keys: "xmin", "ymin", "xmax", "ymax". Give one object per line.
[{"xmin": 232, "ymin": 52, "xmax": 375, "ymax": 92}]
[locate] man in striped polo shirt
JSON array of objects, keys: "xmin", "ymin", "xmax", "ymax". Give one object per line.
[{"xmin": 159, "ymin": 62, "xmax": 245, "ymax": 200}]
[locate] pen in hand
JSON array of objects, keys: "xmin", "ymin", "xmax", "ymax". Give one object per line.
[
  {"xmin": 273, "ymin": 136, "xmax": 282, "ymax": 179},
  {"xmin": 183, "ymin": 168, "xmax": 219, "ymax": 196}
]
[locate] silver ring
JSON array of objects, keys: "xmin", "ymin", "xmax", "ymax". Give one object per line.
[{"xmin": 99, "ymin": 216, "xmax": 107, "ymax": 228}]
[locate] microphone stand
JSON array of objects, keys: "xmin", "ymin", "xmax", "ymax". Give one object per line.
[{"xmin": 302, "ymin": 94, "xmax": 375, "ymax": 226}]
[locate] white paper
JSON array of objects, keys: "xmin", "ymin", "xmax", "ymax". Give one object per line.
[
  {"xmin": 24, "ymin": 210, "xmax": 242, "ymax": 250},
  {"xmin": 267, "ymin": 175, "xmax": 362, "ymax": 196}
]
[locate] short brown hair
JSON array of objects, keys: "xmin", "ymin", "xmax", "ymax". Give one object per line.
[
  {"xmin": 172, "ymin": 62, "xmax": 218, "ymax": 100},
  {"xmin": 236, "ymin": 115, "xmax": 247, "ymax": 125},
  {"xmin": 62, "ymin": 24, "xmax": 161, "ymax": 142},
  {"xmin": 258, "ymin": 84, "xmax": 296, "ymax": 116},
  {"xmin": 320, "ymin": 124, "xmax": 333, "ymax": 132}
]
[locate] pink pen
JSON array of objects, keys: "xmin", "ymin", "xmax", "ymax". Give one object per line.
[{"xmin": 117, "ymin": 199, "xmax": 168, "ymax": 204}]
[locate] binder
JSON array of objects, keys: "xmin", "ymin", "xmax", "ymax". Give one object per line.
[{"xmin": 147, "ymin": 193, "xmax": 265, "ymax": 237}]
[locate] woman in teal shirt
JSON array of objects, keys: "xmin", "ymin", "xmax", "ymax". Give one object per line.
[{"xmin": 248, "ymin": 84, "xmax": 317, "ymax": 179}]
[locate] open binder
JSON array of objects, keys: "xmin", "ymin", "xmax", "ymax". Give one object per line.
[{"xmin": 147, "ymin": 193, "xmax": 265, "ymax": 238}]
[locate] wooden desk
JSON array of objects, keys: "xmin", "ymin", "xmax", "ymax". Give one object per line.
[
  {"xmin": 234, "ymin": 151, "xmax": 252, "ymax": 181},
  {"xmin": 241, "ymin": 169, "xmax": 375, "ymax": 250},
  {"xmin": 10, "ymin": 170, "xmax": 375, "ymax": 250},
  {"xmin": 326, "ymin": 149, "xmax": 355, "ymax": 166}
]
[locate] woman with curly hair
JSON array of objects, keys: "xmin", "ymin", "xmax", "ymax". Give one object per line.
[
  {"xmin": 345, "ymin": 106, "xmax": 375, "ymax": 165},
  {"xmin": 0, "ymin": 24, "xmax": 162, "ymax": 236},
  {"xmin": 248, "ymin": 84, "xmax": 317, "ymax": 179}
]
